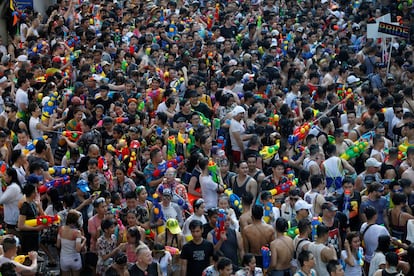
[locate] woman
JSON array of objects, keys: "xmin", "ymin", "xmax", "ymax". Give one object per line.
[
  {"xmin": 200, "ymin": 134, "xmax": 213, "ymax": 159},
  {"xmin": 199, "ymin": 157, "xmax": 225, "ymax": 209},
  {"xmin": 128, "ymin": 244, "xmax": 162, "ymax": 275},
  {"xmin": 341, "ymin": 232, "xmax": 363, "ymax": 276},
  {"xmin": 106, "ymin": 252, "xmax": 130, "ymax": 276},
  {"xmin": 388, "ymin": 193, "xmax": 414, "ymax": 242},
  {"xmin": 368, "ymin": 235, "xmax": 391, "ymax": 276},
  {"xmin": 136, "ymin": 186, "xmax": 153, "ymax": 229},
  {"xmin": 17, "ymin": 184, "xmax": 46, "ymax": 254},
  {"xmin": 66, "ymin": 107, "xmax": 84, "ymax": 132},
  {"xmin": 125, "ymin": 226, "xmax": 144, "ymax": 266},
  {"xmin": 217, "ymin": 257, "xmax": 234, "ymax": 276},
  {"xmin": 0, "ymin": 168, "xmax": 23, "ymax": 234},
  {"xmin": 57, "ymin": 210, "xmax": 86, "ymax": 276},
  {"xmin": 188, "ymin": 153, "xmax": 204, "ymax": 205},
  {"xmin": 152, "ymin": 243, "xmax": 172, "ymax": 276},
  {"xmin": 113, "ymin": 165, "xmax": 136, "ymax": 197}
]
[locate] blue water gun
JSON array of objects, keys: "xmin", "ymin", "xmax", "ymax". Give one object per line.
[
  {"xmin": 311, "ymin": 216, "xmax": 322, "ymax": 241},
  {"xmin": 261, "ymin": 246, "xmax": 270, "ymax": 269}
]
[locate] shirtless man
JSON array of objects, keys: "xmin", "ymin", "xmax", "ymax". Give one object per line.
[
  {"xmin": 242, "ymin": 205, "xmax": 275, "ymax": 268},
  {"xmin": 247, "ymin": 155, "xmax": 266, "ymax": 190},
  {"xmin": 269, "ymin": 218, "xmax": 294, "ymax": 275},
  {"xmin": 231, "ymin": 161, "xmax": 258, "ymax": 199},
  {"xmin": 239, "ymin": 192, "xmax": 254, "ymax": 234},
  {"xmin": 401, "ymin": 147, "xmax": 414, "ymax": 184}
]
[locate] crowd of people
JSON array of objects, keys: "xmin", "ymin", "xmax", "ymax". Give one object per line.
[{"xmin": 0, "ymin": 0, "xmax": 414, "ymax": 275}]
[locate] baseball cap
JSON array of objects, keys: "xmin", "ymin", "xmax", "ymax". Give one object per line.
[
  {"xmin": 101, "ymin": 61, "xmax": 111, "ymax": 67},
  {"xmin": 347, "ymin": 75, "xmax": 361, "ymax": 84},
  {"xmin": 295, "ymin": 200, "xmax": 312, "ymax": 212},
  {"xmin": 175, "ymin": 116, "xmax": 186, "ymax": 123},
  {"xmin": 103, "ymin": 117, "xmax": 113, "ymax": 124},
  {"xmin": 0, "ymin": 76, "xmax": 7, "ymax": 84},
  {"xmin": 163, "ymin": 188, "xmax": 172, "ymax": 197},
  {"xmin": 365, "ymin": 157, "xmax": 382, "ymax": 168},
  {"xmin": 322, "ymin": 201, "xmax": 338, "ymax": 212},
  {"xmin": 166, "ymin": 218, "xmax": 181, "ymax": 234},
  {"xmin": 17, "ymin": 55, "xmax": 28, "ymax": 62},
  {"xmin": 77, "ymin": 179, "xmax": 90, "ymax": 193},
  {"xmin": 232, "ymin": 106, "xmax": 245, "ymax": 117}
]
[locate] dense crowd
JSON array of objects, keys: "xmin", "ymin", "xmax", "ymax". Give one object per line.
[{"xmin": 0, "ymin": 0, "xmax": 414, "ymax": 275}]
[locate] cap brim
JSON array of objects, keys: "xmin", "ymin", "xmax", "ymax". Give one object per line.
[
  {"xmin": 79, "ymin": 186, "xmax": 90, "ymax": 193},
  {"xmin": 167, "ymin": 226, "xmax": 181, "ymax": 234}
]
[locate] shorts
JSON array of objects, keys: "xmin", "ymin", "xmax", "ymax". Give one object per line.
[
  {"xmin": 232, "ymin": 150, "xmax": 241, "ymax": 164},
  {"xmin": 270, "ymin": 269, "xmax": 292, "ymax": 276},
  {"xmin": 60, "ymin": 253, "xmax": 82, "ymax": 272}
]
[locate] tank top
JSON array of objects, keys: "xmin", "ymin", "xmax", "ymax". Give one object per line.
[
  {"xmin": 60, "ymin": 237, "xmax": 79, "ymax": 256},
  {"xmin": 308, "ymin": 243, "xmax": 329, "ymax": 276},
  {"xmin": 218, "ymin": 228, "xmax": 238, "ymax": 266},
  {"xmin": 232, "ymin": 176, "xmax": 251, "ymax": 198},
  {"xmin": 389, "ymin": 211, "xmax": 406, "ymax": 241}
]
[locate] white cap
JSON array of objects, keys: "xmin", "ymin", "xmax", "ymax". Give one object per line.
[
  {"xmin": 295, "ymin": 200, "xmax": 312, "ymax": 212},
  {"xmin": 232, "ymin": 106, "xmax": 245, "ymax": 117},
  {"xmin": 347, "ymin": 75, "xmax": 361, "ymax": 84},
  {"xmin": 0, "ymin": 76, "xmax": 7, "ymax": 84},
  {"xmin": 365, "ymin": 158, "xmax": 382, "ymax": 168},
  {"xmin": 17, "ymin": 55, "xmax": 28, "ymax": 62},
  {"xmin": 271, "ymin": 29, "xmax": 280, "ymax": 37},
  {"xmin": 321, "ymin": 0, "xmax": 328, "ymax": 3},
  {"xmin": 270, "ymin": 38, "xmax": 278, "ymax": 48},
  {"xmin": 228, "ymin": 59, "xmax": 238, "ymax": 66}
]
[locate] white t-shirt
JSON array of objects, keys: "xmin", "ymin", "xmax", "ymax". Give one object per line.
[
  {"xmin": 368, "ymin": 252, "xmax": 386, "ymax": 276},
  {"xmin": 182, "ymin": 214, "xmax": 207, "ymax": 237},
  {"xmin": 200, "ymin": 175, "xmax": 219, "ymax": 210},
  {"xmin": 229, "ymin": 118, "xmax": 246, "ymax": 151},
  {"xmin": 29, "ymin": 116, "xmax": 43, "ymax": 139},
  {"xmin": 359, "ymin": 223, "xmax": 389, "ymax": 262},
  {"xmin": 341, "ymin": 248, "xmax": 363, "ymax": 276},
  {"xmin": 15, "ymin": 88, "xmax": 29, "ymax": 112}
]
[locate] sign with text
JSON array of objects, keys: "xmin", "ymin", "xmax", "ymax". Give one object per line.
[{"xmin": 378, "ymin": 22, "xmax": 409, "ymax": 39}]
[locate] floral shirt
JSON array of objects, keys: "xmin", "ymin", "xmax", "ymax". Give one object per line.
[{"xmin": 97, "ymin": 234, "xmax": 117, "ymax": 275}]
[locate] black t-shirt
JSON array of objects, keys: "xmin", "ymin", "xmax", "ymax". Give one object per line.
[
  {"xmin": 220, "ymin": 25, "xmax": 237, "ymax": 38},
  {"xmin": 94, "ymin": 97, "xmax": 112, "ymax": 114},
  {"xmin": 192, "ymin": 102, "xmax": 212, "ymax": 119},
  {"xmin": 202, "ymin": 223, "xmax": 214, "ymax": 239},
  {"xmin": 128, "ymin": 262, "xmax": 159, "ymax": 276},
  {"xmin": 336, "ymin": 191, "xmax": 362, "ymax": 232},
  {"xmin": 173, "ymin": 112, "xmax": 193, "ymax": 123},
  {"xmin": 180, "ymin": 239, "xmax": 214, "ymax": 276}
]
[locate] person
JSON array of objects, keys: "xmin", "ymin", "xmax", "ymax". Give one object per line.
[
  {"xmin": 0, "ymin": 237, "xmax": 38, "ymax": 274},
  {"xmin": 217, "ymin": 257, "xmax": 234, "ymax": 276},
  {"xmin": 128, "ymin": 244, "xmax": 162, "ymax": 275},
  {"xmin": 180, "ymin": 219, "xmax": 214, "ymax": 276},
  {"xmin": 303, "ymin": 174, "xmax": 326, "ymax": 217},
  {"xmin": 293, "ymin": 218, "xmax": 312, "ymax": 269},
  {"xmin": 388, "ymin": 192, "xmax": 414, "ymax": 242},
  {"xmin": 239, "ymin": 193, "xmax": 254, "ymax": 234},
  {"xmin": 360, "ymin": 182, "xmax": 388, "ymax": 227},
  {"xmin": 96, "ymin": 218, "xmax": 126, "ymax": 275},
  {"xmin": 341, "ymin": 231, "xmax": 363, "ymax": 276},
  {"xmin": 308, "ymin": 224, "xmax": 337, "ymax": 276},
  {"xmin": 327, "ymin": 260, "xmax": 345, "ymax": 276},
  {"xmin": 235, "ymin": 253, "xmax": 264, "ymax": 276},
  {"xmin": 231, "ymin": 160, "xmax": 258, "ymax": 199},
  {"xmin": 359, "ymin": 206, "xmax": 389, "ymax": 273},
  {"xmin": 0, "ymin": 168, "xmax": 23, "ymax": 235},
  {"xmin": 17, "ymin": 184, "xmax": 46, "ymax": 254},
  {"xmin": 293, "ymin": 250, "xmax": 316, "ymax": 276},
  {"xmin": 182, "ymin": 198, "xmax": 207, "ymax": 238},
  {"xmin": 269, "ymin": 218, "xmax": 294, "ymax": 276},
  {"xmin": 321, "ymin": 201, "xmax": 342, "ymax": 257},
  {"xmin": 57, "ymin": 210, "xmax": 86, "ymax": 276},
  {"xmin": 242, "ymin": 205, "xmax": 275, "ymax": 268},
  {"xmin": 152, "ymin": 243, "xmax": 172, "ymax": 276},
  {"xmin": 368, "ymin": 235, "xmax": 391, "ymax": 276},
  {"xmin": 207, "ymin": 209, "xmax": 244, "ymax": 268},
  {"xmin": 372, "ymin": 252, "xmax": 401, "ymax": 276},
  {"xmin": 199, "ymin": 157, "xmax": 225, "ymax": 209},
  {"xmin": 105, "ymin": 252, "xmax": 130, "ymax": 276}
]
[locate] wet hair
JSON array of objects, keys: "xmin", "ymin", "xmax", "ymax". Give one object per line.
[
  {"xmin": 217, "ymin": 257, "xmax": 232, "ymax": 271},
  {"xmin": 275, "ymin": 217, "xmax": 288, "ymax": 233},
  {"xmin": 251, "ymin": 205, "xmax": 264, "ymax": 220}
]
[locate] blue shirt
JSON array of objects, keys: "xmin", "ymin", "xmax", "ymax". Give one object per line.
[{"xmin": 360, "ymin": 197, "xmax": 387, "ymax": 225}]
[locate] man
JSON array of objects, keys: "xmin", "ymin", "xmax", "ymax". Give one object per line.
[
  {"xmin": 246, "ymin": 155, "xmax": 265, "ymax": 188},
  {"xmin": 336, "ymin": 177, "xmax": 362, "ymax": 232},
  {"xmin": 231, "ymin": 160, "xmax": 258, "ymax": 199},
  {"xmin": 321, "ymin": 202, "xmax": 342, "ymax": 257},
  {"xmin": 229, "ymin": 105, "xmax": 251, "ymax": 164},
  {"xmin": 295, "ymin": 250, "xmax": 317, "ymax": 276},
  {"xmin": 239, "ymin": 192, "xmax": 254, "ymax": 233},
  {"xmin": 304, "ymin": 174, "xmax": 326, "ymax": 217},
  {"xmin": 207, "ymin": 211, "xmax": 244, "ymax": 268},
  {"xmin": 119, "ymin": 191, "xmax": 151, "ymax": 229},
  {"xmin": 308, "ymin": 224, "xmax": 337, "ymax": 276},
  {"xmin": 269, "ymin": 218, "xmax": 294, "ymax": 275},
  {"xmin": 15, "ymin": 76, "xmax": 30, "ymax": 113},
  {"xmin": 293, "ymin": 200, "xmax": 312, "ymax": 227},
  {"xmin": 372, "ymin": 252, "xmax": 400, "ymax": 276},
  {"xmin": 76, "ymin": 143, "xmax": 100, "ymax": 173},
  {"xmin": 180, "ymin": 220, "xmax": 214, "ymax": 276},
  {"xmin": 143, "ymin": 147, "xmax": 166, "ymax": 198},
  {"xmin": 64, "ymin": 117, "xmax": 102, "ymax": 154},
  {"xmin": 359, "ymin": 206, "xmax": 389, "ymax": 272},
  {"xmin": 327, "ymin": 260, "xmax": 345, "ymax": 276},
  {"xmin": 281, "ymin": 189, "xmax": 301, "ymax": 224},
  {"xmin": 203, "ymin": 207, "xmax": 219, "ymax": 239},
  {"xmin": 0, "ymin": 237, "xmax": 38, "ymax": 274},
  {"xmin": 242, "ymin": 205, "xmax": 275, "ymax": 268},
  {"xmin": 360, "ymin": 182, "xmax": 388, "ymax": 226},
  {"xmin": 355, "ymin": 158, "xmax": 382, "ymax": 192},
  {"xmin": 188, "ymin": 90, "xmax": 211, "ymax": 119},
  {"xmin": 293, "ymin": 218, "xmax": 312, "ymax": 268}
]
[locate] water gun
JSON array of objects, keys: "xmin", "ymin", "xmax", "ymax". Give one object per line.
[
  {"xmin": 196, "ymin": 111, "xmax": 211, "ymax": 127},
  {"xmin": 145, "ymin": 229, "xmax": 156, "ymax": 240},
  {"xmin": 288, "ymin": 135, "xmax": 298, "ymax": 145},
  {"xmin": 269, "ymin": 113, "xmax": 280, "ymax": 127},
  {"xmin": 261, "ymin": 246, "xmax": 271, "ymax": 269},
  {"xmin": 343, "ymin": 189, "xmax": 351, "ymax": 224},
  {"xmin": 25, "ymin": 215, "xmax": 60, "ymax": 227},
  {"xmin": 217, "ymin": 136, "xmax": 225, "ymax": 150},
  {"xmin": 152, "ymin": 194, "xmax": 166, "ymax": 224},
  {"xmin": 127, "ymin": 151, "xmax": 137, "ymax": 177},
  {"xmin": 224, "ymin": 189, "xmax": 243, "ymax": 214},
  {"xmin": 311, "ymin": 216, "xmax": 322, "ymax": 241},
  {"xmin": 23, "ymin": 136, "xmax": 48, "ymax": 155},
  {"xmin": 293, "ymin": 122, "xmax": 313, "ymax": 141},
  {"xmin": 357, "ymin": 247, "xmax": 364, "ymax": 266},
  {"xmin": 263, "ymin": 201, "xmax": 273, "ymax": 224},
  {"xmin": 165, "ymin": 246, "xmax": 180, "ymax": 255},
  {"xmin": 121, "ymin": 60, "xmax": 128, "ymax": 73},
  {"xmin": 208, "ymin": 160, "xmax": 220, "ymax": 183},
  {"xmin": 153, "ymin": 157, "xmax": 184, "ymax": 178},
  {"xmin": 214, "ymin": 3, "xmax": 220, "ymax": 21},
  {"xmin": 398, "ymin": 140, "xmax": 414, "ymax": 154},
  {"xmin": 287, "ymin": 226, "xmax": 299, "ymax": 238},
  {"xmin": 257, "ymin": 15, "xmax": 262, "ymax": 28},
  {"xmin": 340, "ymin": 141, "xmax": 369, "ymax": 160},
  {"xmin": 0, "ymin": 225, "xmax": 6, "ymax": 236},
  {"xmin": 215, "ymin": 209, "xmax": 226, "ymax": 241},
  {"xmin": 48, "ymin": 166, "xmax": 77, "ymax": 176},
  {"xmin": 260, "ymin": 141, "xmax": 280, "ymax": 160},
  {"xmin": 167, "ymin": 136, "xmax": 176, "ymax": 160},
  {"xmin": 115, "ymin": 117, "xmax": 129, "ymax": 124},
  {"xmin": 167, "ymin": 21, "xmax": 178, "ymax": 38},
  {"xmin": 38, "ymin": 176, "xmax": 71, "ymax": 193},
  {"xmin": 273, "ymin": 179, "xmax": 295, "ymax": 196},
  {"xmin": 61, "ymin": 131, "xmax": 82, "ymax": 142},
  {"xmin": 14, "ymin": 255, "xmax": 28, "ymax": 264}
]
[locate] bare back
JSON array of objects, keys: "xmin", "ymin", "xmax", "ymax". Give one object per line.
[
  {"xmin": 270, "ymin": 236, "xmax": 294, "ymax": 270},
  {"xmin": 243, "ymin": 223, "xmax": 275, "ymax": 255},
  {"xmin": 239, "ymin": 211, "xmax": 253, "ymax": 234}
]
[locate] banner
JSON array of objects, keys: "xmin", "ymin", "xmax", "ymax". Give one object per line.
[{"xmin": 378, "ymin": 22, "xmax": 409, "ymax": 39}]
